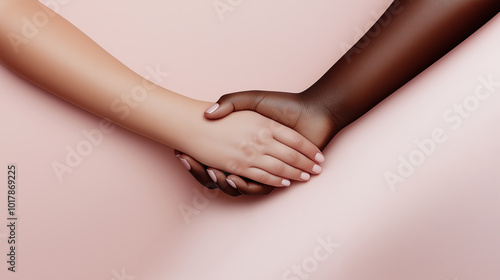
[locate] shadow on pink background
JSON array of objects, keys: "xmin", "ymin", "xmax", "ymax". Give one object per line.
[{"xmin": 1, "ymin": 1, "xmax": 499, "ymax": 279}]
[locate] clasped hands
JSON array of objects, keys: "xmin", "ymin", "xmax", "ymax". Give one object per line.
[
  {"xmin": 170, "ymin": 0, "xmax": 500, "ymax": 197},
  {"xmin": 1, "ymin": 0, "xmax": 495, "ymax": 198},
  {"xmin": 175, "ymin": 88, "xmax": 347, "ymax": 196}
]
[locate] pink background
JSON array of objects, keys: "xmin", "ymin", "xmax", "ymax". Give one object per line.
[{"xmin": 1, "ymin": 1, "xmax": 499, "ymax": 279}]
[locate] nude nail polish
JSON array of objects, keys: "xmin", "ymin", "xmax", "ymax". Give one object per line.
[
  {"xmin": 282, "ymin": 179, "xmax": 291, "ymax": 187},
  {"xmin": 205, "ymin": 103, "xmax": 219, "ymax": 114},
  {"xmin": 207, "ymin": 169, "xmax": 217, "ymax": 183},
  {"xmin": 315, "ymin": 153, "xmax": 325, "ymax": 163},
  {"xmin": 179, "ymin": 158, "xmax": 191, "ymax": 171},
  {"xmin": 226, "ymin": 179, "xmax": 237, "ymax": 189},
  {"xmin": 312, "ymin": 164, "xmax": 322, "ymax": 174},
  {"xmin": 300, "ymin": 172, "xmax": 311, "ymax": 181}
]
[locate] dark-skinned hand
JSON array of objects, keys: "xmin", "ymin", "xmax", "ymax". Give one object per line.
[
  {"xmin": 175, "ymin": 89, "xmax": 345, "ymax": 196},
  {"xmin": 176, "ymin": 0, "xmax": 499, "ymax": 196}
]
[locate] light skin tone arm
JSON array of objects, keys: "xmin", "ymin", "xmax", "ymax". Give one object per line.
[
  {"xmin": 178, "ymin": 0, "xmax": 500, "ymax": 195},
  {"xmin": 0, "ymin": 0, "xmax": 325, "ymax": 187}
]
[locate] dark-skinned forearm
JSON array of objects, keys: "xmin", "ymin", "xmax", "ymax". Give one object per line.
[{"xmin": 305, "ymin": 0, "xmax": 499, "ymax": 127}]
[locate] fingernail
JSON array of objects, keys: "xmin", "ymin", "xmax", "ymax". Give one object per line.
[
  {"xmin": 315, "ymin": 153, "xmax": 325, "ymax": 163},
  {"xmin": 300, "ymin": 172, "xmax": 311, "ymax": 181},
  {"xmin": 207, "ymin": 169, "xmax": 217, "ymax": 183},
  {"xmin": 205, "ymin": 103, "xmax": 219, "ymax": 114},
  {"xmin": 282, "ymin": 179, "xmax": 291, "ymax": 187},
  {"xmin": 226, "ymin": 179, "xmax": 237, "ymax": 189},
  {"xmin": 312, "ymin": 164, "xmax": 322, "ymax": 174},
  {"xmin": 179, "ymin": 158, "xmax": 191, "ymax": 171}
]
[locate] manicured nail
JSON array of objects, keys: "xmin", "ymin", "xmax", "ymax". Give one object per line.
[
  {"xmin": 207, "ymin": 169, "xmax": 217, "ymax": 183},
  {"xmin": 205, "ymin": 103, "xmax": 219, "ymax": 114},
  {"xmin": 300, "ymin": 172, "xmax": 311, "ymax": 181},
  {"xmin": 226, "ymin": 179, "xmax": 237, "ymax": 189},
  {"xmin": 282, "ymin": 179, "xmax": 291, "ymax": 187},
  {"xmin": 312, "ymin": 164, "xmax": 322, "ymax": 174},
  {"xmin": 179, "ymin": 158, "xmax": 191, "ymax": 171},
  {"xmin": 315, "ymin": 153, "xmax": 325, "ymax": 163}
]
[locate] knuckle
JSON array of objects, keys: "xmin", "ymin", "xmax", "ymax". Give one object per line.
[
  {"xmin": 270, "ymin": 121, "xmax": 284, "ymax": 132},
  {"xmin": 273, "ymin": 161, "xmax": 285, "ymax": 172},
  {"xmin": 287, "ymin": 151, "xmax": 299, "ymax": 163},
  {"xmin": 293, "ymin": 135, "xmax": 303, "ymax": 146},
  {"xmin": 258, "ymin": 128, "xmax": 273, "ymax": 144},
  {"xmin": 239, "ymin": 142, "xmax": 258, "ymax": 160},
  {"xmin": 257, "ymin": 173, "xmax": 271, "ymax": 185}
]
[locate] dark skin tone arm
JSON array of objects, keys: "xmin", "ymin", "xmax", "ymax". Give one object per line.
[{"xmin": 178, "ymin": 0, "xmax": 500, "ymax": 196}]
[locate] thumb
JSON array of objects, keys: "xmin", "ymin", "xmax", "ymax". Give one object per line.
[{"xmin": 204, "ymin": 91, "xmax": 264, "ymax": 120}]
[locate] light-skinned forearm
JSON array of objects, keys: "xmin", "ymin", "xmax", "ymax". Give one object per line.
[
  {"xmin": 0, "ymin": 0, "xmax": 197, "ymax": 149},
  {"xmin": 0, "ymin": 0, "xmax": 324, "ymax": 186}
]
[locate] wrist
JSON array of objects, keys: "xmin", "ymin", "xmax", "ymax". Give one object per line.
[
  {"xmin": 156, "ymin": 95, "xmax": 210, "ymax": 151},
  {"xmin": 300, "ymin": 87, "xmax": 349, "ymax": 133},
  {"xmin": 114, "ymin": 83, "xmax": 208, "ymax": 151}
]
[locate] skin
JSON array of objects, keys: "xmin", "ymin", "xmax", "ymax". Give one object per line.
[
  {"xmin": 178, "ymin": 0, "xmax": 500, "ymax": 196},
  {"xmin": 0, "ymin": 0, "xmax": 325, "ymax": 187}
]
